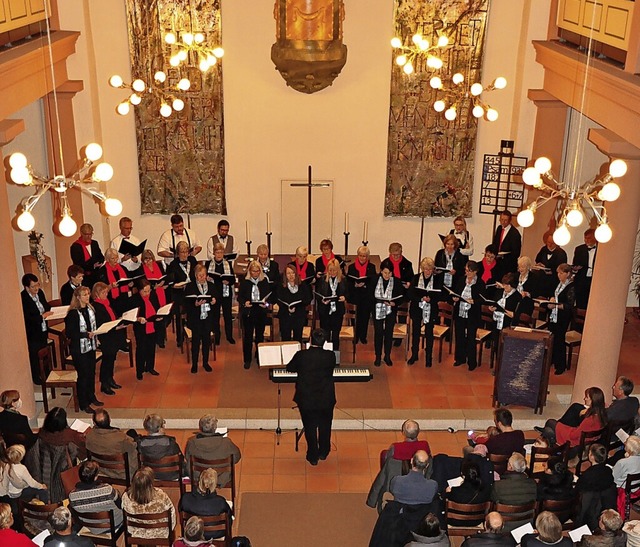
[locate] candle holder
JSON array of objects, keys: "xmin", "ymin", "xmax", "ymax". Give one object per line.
[
  {"xmin": 266, "ymin": 231, "xmax": 272, "ymax": 252},
  {"xmin": 362, "ymin": 240, "xmax": 369, "ymax": 247},
  {"xmin": 245, "ymin": 240, "xmax": 252, "ymax": 256},
  {"xmin": 343, "ymin": 231, "xmax": 350, "ymax": 257}
]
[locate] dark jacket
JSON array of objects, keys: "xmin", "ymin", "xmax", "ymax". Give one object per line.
[
  {"xmin": 178, "ymin": 490, "xmax": 232, "ymax": 539},
  {"xmin": 491, "ymin": 471, "xmax": 537, "ymax": 506},
  {"xmin": 453, "ymin": 276, "xmax": 486, "ymax": 324},
  {"xmin": 408, "ymin": 273, "xmax": 443, "ymax": 323},
  {"xmin": 521, "ymin": 534, "xmax": 573, "ymax": 547},
  {"xmin": 434, "ymin": 249, "xmax": 466, "ymax": 289},
  {"xmin": 70, "ymin": 240, "xmax": 105, "ymax": 277},
  {"xmin": 21, "ymin": 288, "xmax": 51, "ymax": 344},
  {"xmin": 346, "ymin": 261, "xmax": 377, "ymax": 306},
  {"xmin": 0, "ymin": 409, "xmax": 37, "ymax": 449},
  {"xmin": 44, "ymin": 531, "xmax": 95, "ymax": 546},
  {"xmin": 136, "ymin": 434, "xmax": 183, "ymax": 480},
  {"xmin": 461, "ymin": 532, "xmax": 516, "ymax": 547},
  {"xmin": 492, "ymin": 225, "xmax": 521, "ymax": 273},
  {"xmin": 286, "ymin": 346, "xmax": 336, "ymax": 410},
  {"xmin": 183, "ymin": 280, "xmax": 221, "ymax": 327}
]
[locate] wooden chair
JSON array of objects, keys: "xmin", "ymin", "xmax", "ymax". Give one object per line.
[
  {"xmin": 623, "ymin": 472, "xmax": 640, "ymax": 520},
  {"xmin": 488, "ymin": 452, "xmax": 510, "ymax": 476},
  {"xmin": 392, "ymin": 302, "xmax": 410, "ymax": 355},
  {"xmin": 138, "ymin": 452, "xmax": 186, "ymax": 498},
  {"xmin": 87, "ymin": 450, "xmax": 132, "ymax": 488},
  {"xmin": 38, "ymin": 345, "xmax": 79, "ymax": 413},
  {"xmin": 180, "ymin": 511, "xmax": 232, "ymax": 547},
  {"xmin": 123, "ymin": 508, "xmax": 175, "ymax": 546},
  {"xmin": 264, "ymin": 306, "xmax": 276, "ymax": 342},
  {"xmin": 527, "ymin": 442, "xmax": 570, "ymax": 478},
  {"xmin": 606, "ymin": 419, "xmax": 636, "ymax": 456},
  {"xmin": 537, "ymin": 497, "xmax": 577, "ymax": 530},
  {"xmin": 565, "ymin": 307, "xmax": 586, "ymax": 370},
  {"xmin": 475, "ymin": 306, "xmax": 493, "ymax": 368},
  {"xmin": 445, "ymin": 500, "xmax": 492, "ymax": 537},
  {"xmin": 189, "ymin": 455, "xmax": 236, "ymax": 514},
  {"xmin": 59, "ymin": 328, "xmax": 103, "ymax": 370},
  {"xmin": 438, "ymin": 301, "xmax": 455, "ymax": 357},
  {"xmin": 70, "ymin": 506, "xmax": 124, "ymax": 546},
  {"xmin": 339, "ymin": 302, "xmax": 357, "ymax": 363},
  {"xmin": 431, "ymin": 322, "xmax": 451, "ymax": 363},
  {"xmin": 183, "ymin": 326, "xmax": 217, "ymax": 365},
  {"xmin": 493, "ymin": 501, "xmax": 537, "ymax": 528},
  {"xmin": 480, "ymin": 305, "xmax": 497, "ymax": 368},
  {"xmin": 19, "ymin": 499, "xmax": 62, "ymax": 537},
  {"xmin": 574, "ymin": 426, "xmax": 608, "ymax": 476}
]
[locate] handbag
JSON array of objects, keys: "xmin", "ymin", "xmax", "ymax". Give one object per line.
[{"xmin": 60, "ymin": 446, "xmax": 80, "ymax": 497}]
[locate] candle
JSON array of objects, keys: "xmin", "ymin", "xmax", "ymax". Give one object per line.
[
  {"xmin": 267, "ymin": 212, "xmax": 271, "ymax": 233},
  {"xmin": 246, "ymin": 221, "xmax": 250, "ymax": 241},
  {"xmin": 363, "ymin": 221, "xmax": 368, "ymax": 242},
  {"xmin": 344, "ymin": 212, "xmax": 349, "ymax": 232}
]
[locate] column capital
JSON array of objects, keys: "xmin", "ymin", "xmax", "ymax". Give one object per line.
[
  {"xmin": 0, "ymin": 118, "xmax": 25, "ymax": 147},
  {"xmin": 588, "ymin": 128, "xmax": 640, "ymax": 160},
  {"xmin": 527, "ymin": 89, "xmax": 566, "ymax": 108}
]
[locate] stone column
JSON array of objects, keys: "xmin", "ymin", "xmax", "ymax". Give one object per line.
[{"xmin": 572, "ymin": 129, "xmax": 640, "ymax": 404}]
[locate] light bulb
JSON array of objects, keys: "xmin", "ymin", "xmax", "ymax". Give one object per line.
[
  {"xmin": 177, "ymin": 50, "xmax": 188, "ymax": 61},
  {"xmin": 426, "ymin": 56, "xmax": 437, "ymax": 68},
  {"xmin": 160, "ymin": 103, "xmax": 172, "ymax": 117},
  {"xmin": 130, "ymin": 93, "xmax": 142, "ymax": 105},
  {"xmin": 412, "ymin": 33, "xmax": 422, "ymax": 45},
  {"xmin": 164, "ymin": 32, "xmax": 176, "ymax": 44},
  {"xmin": 609, "ymin": 159, "xmax": 627, "ymax": 178},
  {"xmin": 566, "ymin": 207, "xmax": 584, "ymax": 227},
  {"xmin": 170, "ymin": 55, "xmax": 180, "ymax": 67},
  {"xmin": 431, "ymin": 57, "xmax": 443, "ymax": 69},
  {"xmin": 94, "ymin": 162, "xmax": 114, "ymax": 182},
  {"xmin": 472, "ymin": 105, "xmax": 485, "ymax": 118},
  {"xmin": 10, "ymin": 167, "xmax": 32, "ymax": 185},
  {"xmin": 194, "ymin": 33, "xmax": 205, "ymax": 44},
  {"xmin": 516, "ymin": 209, "xmax": 535, "ymax": 228},
  {"xmin": 172, "ymin": 98, "xmax": 185, "ymax": 111},
  {"xmin": 470, "ymin": 83, "xmax": 483, "ymax": 96},
  {"xmin": 85, "ymin": 143, "xmax": 103, "ymax": 162},
  {"xmin": 595, "ymin": 222, "xmax": 612, "ymax": 243},
  {"xmin": 109, "ymin": 75, "xmax": 123, "ymax": 88},
  {"xmin": 177, "ymin": 78, "xmax": 191, "ymax": 91},
  {"xmin": 522, "ymin": 167, "xmax": 541, "ymax": 186},
  {"xmin": 486, "ymin": 108, "xmax": 498, "ymax": 122},
  {"xmin": 437, "ymin": 35, "xmax": 449, "ymax": 47},
  {"xmin": 494, "ymin": 77, "xmax": 507, "ymax": 89},
  {"xmin": 403, "ymin": 62, "xmax": 414, "ymax": 75},
  {"xmin": 59, "ymin": 214, "xmax": 77, "ymax": 237},
  {"xmin": 429, "ymin": 76, "xmax": 442, "ymax": 89},
  {"xmin": 213, "ymin": 47, "xmax": 224, "ymax": 58},
  {"xmin": 553, "ymin": 224, "xmax": 571, "ymax": 246},
  {"xmin": 9, "ymin": 152, "xmax": 27, "ymax": 169},
  {"xmin": 433, "ymin": 100, "xmax": 446, "ymax": 112},
  {"xmin": 199, "ymin": 59, "xmax": 210, "ymax": 72},
  {"xmin": 390, "ymin": 37, "xmax": 402, "ymax": 48},
  {"xmin": 534, "ymin": 157, "xmax": 552, "ymax": 174},
  {"xmin": 182, "ymin": 32, "xmax": 194, "ymax": 45},
  {"xmin": 206, "ymin": 54, "xmax": 217, "ymax": 66},
  {"xmin": 395, "ymin": 55, "xmax": 407, "ymax": 66},
  {"xmin": 154, "ymin": 71, "xmax": 167, "ymax": 83},
  {"xmin": 116, "ymin": 102, "xmax": 130, "ymax": 116},
  {"xmin": 17, "ymin": 210, "xmax": 36, "ymax": 231},
  {"xmin": 419, "ymin": 39, "xmax": 429, "ymax": 51},
  {"xmin": 132, "ymin": 79, "xmax": 146, "ymax": 93},
  {"xmin": 599, "ymin": 182, "xmax": 621, "ymax": 202},
  {"xmin": 444, "ymin": 107, "xmax": 457, "ymax": 121},
  {"xmin": 104, "ymin": 198, "xmax": 123, "ymax": 216},
  {"xmin": 452, "ymin": 73, "xmax": 464, "ymax": 85}
]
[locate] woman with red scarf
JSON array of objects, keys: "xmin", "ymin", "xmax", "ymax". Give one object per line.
[
  {"xmin": 288, "ymin": 246, "xmax": 316, "ymax": 285},
  {"xmin": 141, "ymin": 249, "xmax": 169, "ymax": 348},
  {"xmin": 131, "ymin": 279, "xmax": 163, "ymax": 380},
  {"xmin": 387, "ymin": 242, "xmax": 414, "ymax": 290},
  {"xmin": 476, "ymin": 244, "xmax": 503, "ymax": 300},
  {"xmin": 70, "ymin": 223, "xmax": 104, "ymax": 288},
  {"xmin": 315, "ymin": 239, "xmax": 344, "ymax": 278},
  {"xmin": 346, "ymin": 246, "xmax": 376, "ymax": 344},
  {"xmin": 97, "ymin": 248, "xmax": 133, "ymax": 314},
  {"xmin": 91, "ymin": 282, "xmax": 126, "ymax": 395}
]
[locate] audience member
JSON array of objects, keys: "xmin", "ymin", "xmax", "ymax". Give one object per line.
[
  {"xmin": 536, "ymin": 457, "xmax": 574, "ymax": 505},
  {"xmin": 521, "ymin": 511, "xmax": 572, "ymax": 547},
  {"xmin": 6, "ymin": 444, "xmax": 48, "ymax": 502},
  {"xmin": 390, "ymin": 450, "xmax": 438, "ymax": 506},
  {"xmin": 613, "ymin": 436, "xmax": 640, "ymax": 491},
  {"xmin": 136, "ymin": 414, "xmax": 183, "ymax": 480},
  {"xmin": 85, "ymin": 409, "xmax": 139, "ymax": 480},
  {"xmin": 473, "ymin": 409, "xmax": 525, "ymax": 456},
  {"xmin": 184, "ymin": 414, "xmax": 241, "ymax": 484},
  {"xmin": 44, "ymin": 506, "xmax": 94, "ymax": 547},
  {"xmin": 381, "ymin": 419, "xmax": 431, "ymax": 468},
  {"xmin": 0, "ymin": 502, "xmax": 37, "ymax": 546},
  {"xmin": 178, "ymin": 468, "xmax": 232, "ymax": 540},
  {"xmin": 122, "ymin": 467, "xmax": 176, "ymax": 540},
  {"xmin": 173, "ymin": 515, "xmax": 211, "ymax": 547},
  {"xmin": 405, "ymin": 512, "xmax": 450, "ymax": 547},
  {"xmin": 460, "ymin": 512, "xmax": 515, "ymax": 547},
  {"xmin": 446, "ymin": 461, "xmax": 491, "ymax": 526},
  {"xmin": 580, "ymin": 509, "xmax": 626, "ymax": 547},
  {"xmin": 68, "ymin": 460, "xmax": 123, "ymax": 534},
  {"xmin": 0, "ymin": 390, "xmax": 37, "ymax": 449},
  {"xmin": 575, "ymin": 444, "xmax": 616, "ymax": 530},
  {"xmin": 490, "ymin": 453, "xmax": 536, "ymax": 530},
  {"xmin": 608, "ymin": 376, "xmax": 639, "ymax": 423}
]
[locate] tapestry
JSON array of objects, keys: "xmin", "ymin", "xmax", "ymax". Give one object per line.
[
  {"xmin": 385, "ymin": 0, "xmax": 489, "ymax": 217},
  {"xmin": 124, "ymin": 0, "xmax": 226, "ymax": 214}
]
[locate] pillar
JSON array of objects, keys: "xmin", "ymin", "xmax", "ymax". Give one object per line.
[{"xmin": 572, "ymin": 129, "xmax": 640, "ymax": 403}]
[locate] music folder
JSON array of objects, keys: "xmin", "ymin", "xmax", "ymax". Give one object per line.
[
  {"xmin": 413, "ymin": 287, "xmax": 441, "ymax": 297},
  {"xmin": 117, "ymin": 274, "xmax": 144, "ymax": 286},
  {"xmin": 93, "ymin": 319, "xmax": 122, "ymax": 335},
  {"xmin": 118, "ymin": 238, "xmax": 147, "ymax": 256},
  {"xmin": 224, "ymin": 252, "xmax": 238, "ymax": 261},
  {"xmin": 278, "ymin": 299, "xmax": 303, "ymax": 311},
  {"xmin": 480, "ymin": 294, "xmax": 505, "ymax": 312},
  {"xmin": 209, "ymin": 271, "xmax": 236, "ymax": 282},
  {"xmin": 251, "ymin": 292, "xmax": 272, "ymax": 305},
  {"xmin": 185, "ymin": 294, "xmax": 214, "ymax": 300},
  {"xmin": 444, "ymin": 286, "xmax": 469, "ymax": 302},
  {"xmin": 149, "ymin": 275, "xmax": 167, "ymax": 288},
  {"xmin": 314, "ymin": 292, "xmax": 340, "ymax": 302},
  {"xmin": 257, "ymin": 341, "xmax": 302, "ymax": 367},
  {"xmin": 374, "ymin": 294, "xmax": 404, "ymax": 302},
  {"xmin": 348, "ymin": 275, "xmax": 369, "ymax": 283},
  {"xmin": 46, "ymin": 305, "xmax": 69, "ymax": 321},
  {"xmin": 147, "ymin": 303, "xmax": 173, "ymax": 322}
]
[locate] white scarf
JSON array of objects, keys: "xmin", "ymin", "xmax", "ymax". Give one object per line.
[
  {"xmin": 250, "ymin": 278, "xmax": 260, "ymax": 302},
  {"xmin": 493, "ymin": 289, "xmax": 515, "ymax": 329},
  {"xmin": 444, "ymin": 253, "xmax": 454, "ymax": 287},
  {"xmin": 209, "ymin": 259, "xmax": 232, "ymax": 298},
  {"xmin": 458, "ymin": 277, "xmax": 475, "ymax": 318},
  {"xmin": 198, "ymin": 282, "xmax": 210, "ymax": 319},
  {"xmin": 329, "ymin": 277, "xmax": 338, "ymax": 314},
  {"xmin": 418, "ymin": 274, "xmax": 434, "ymax": 323},
  {"xmin": 550, "ymin": 280, "xmax": 571, "ymax": 323},
  {"xmin": 78, "ymin": 307, "xmax": 97, "ymax": 354},
  {"xmin": 517, "ymin": 274, "xmax": 528, "ymax": 295},
  {"xmin": 288, "ymin": 282, "xmax": 299, "ymax": 294},
  {"xmin": 374, "ymin": 276, "xmax": 394, "ymax": 320},
  {"xmin": 31, "ymin": 293, "xmax": 47, "ymax": 332}
]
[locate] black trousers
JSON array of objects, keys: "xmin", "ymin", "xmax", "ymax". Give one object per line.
[
  {"xmin": 355, "ymin": 301, "xmax": 372, "ymax": 342},
  {"xmin": 299, "ymin": 405, "xmax": 334, "ymax": 462},
  {"xmin": 410, "ymin": 316, "xmax": 435, "ymax": 364},
  {"xmin": 454, "ymin": 316, "xmax": 478, "ymax": 367},
  {"xmin": 27, "ymin": 333, "xmax": 48, "ymax": 384},
  {"xmin": 549, "ymin": 319, "xmax": 569, "ymax": 372},
  {"xmin": 241, "ymin": 308, "xmax": 266, "ymax": 364},
  {"xmin": 134, "ymin": 331, "xmax": 156, "ymax": 376},
  {"xmin": 318, "ymin": 309, "xmax": 343, "ymax": 351},
  {"xmin": 190, "ymin": 317, "xmax": 214, "ymax": 368},
  {"xmin": 99, "ymin": 350, "xmax": 117, "ymax": 388},
  {"xmin": 72, "ymin": 350, "xmax": 97, "ymax": 409},
  {"xmin": 173, "ymin": 298, "xmax": 185, "ymax": 346},
  {"xmin": 373, "ymin": 311, "xmax": 396, "ymax": 359},
  {"xmin": 279, "ymin": 310, "xmax": 305, "ymax": 342},
  {"xmin": 213, "ymin": 296, "xmax": 234, "ymax": 340}
]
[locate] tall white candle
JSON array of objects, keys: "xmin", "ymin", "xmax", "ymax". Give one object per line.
[
  {"xmin": 267, "ymin": 212, "xmax": 271, "ymax": 233},
  {"xmin": 363, "ymin": 221, "xmax": 368, "ymax": 242},
  {"xmin": 246, "ymin": 221, "xmax": 250, "ymax": 241},
  {"xmin": 345, "ymin": 212, "xmax": 349, "ymax": 232}
]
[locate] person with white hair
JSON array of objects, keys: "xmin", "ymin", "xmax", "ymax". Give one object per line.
[
  {"xmin": 491, "ymin": 453, "xmax": 537, "ymax": 531},
  {"xmin": 612, "ymin": 435, "xmax": 640, "ymax": 487},
  {"xmin": 136, "ymin": 414, "xmax": 183, "ymax": 480},
  {"xmin": 178, "ymin": 469, "xmax": 231, "ymax": 540},
  {"xmin": 45, "ymin": 506, "xmax": 94, "ymax": 546}
]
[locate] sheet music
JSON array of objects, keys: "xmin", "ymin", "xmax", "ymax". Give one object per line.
[
  {"xmin": 93, "ymin": 319, "xmax": 121, "ymax": 335},
  {"xmin": 46, "ymin": 305, "xmax": 70, "ymax": 321},
  {"xmin": 511, "ymin": 522, "xmax": 534, "ymax": 543},
  {"xmin": 258, "ymin": 345, "xmax": 283, "ymax": 367},
  {"xmin": 122, "ymin": 308, "xmax": 139, "ymax": 322},
  {"xmin": 281, "ymin": 343, "xmax": 302, "ymax": 364}
]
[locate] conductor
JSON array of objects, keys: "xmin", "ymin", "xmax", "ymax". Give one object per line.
[{"xmin": 286, "ymin": 328, "xmax": 337, "ymax": 466}]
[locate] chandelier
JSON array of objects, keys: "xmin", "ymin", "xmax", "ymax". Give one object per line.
[{"xmin": 164, "ymin": 31, "xmax": 224, "ymax": 73}]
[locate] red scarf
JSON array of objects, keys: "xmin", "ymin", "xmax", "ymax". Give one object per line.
[
  {"xmin": 321, "ymin": 253, "xmax": 335, "ymax": 269},
  {"xmin": 142, "ymin": 296, "xmax": 156, "ymax": 334},
  {"xmin": 106, "ymin": 263, "xmax": 128, "ymax": 299},
  {"xmin": 481, "ymin": 259, "xmax": 496, "ymax": 284},
  {"xmin": 144, "ymin": 262, "xmax": 166, "ymax": 307},
  {"xmin": 295, "ymin": 260, "xmax": 308, "ymax": 280},
  {"xmin": 94, "ymin": 298, "xmax": 116, "ymax": 321},
  {"xmin": 388, "ymin": 255, "xmax": 402, "ymax": 279},
  {"xmin": 75, "ymin": 237, "xmax": 91, "ymax": 262},
  {"xmin": 354, "ymin": 260, "xmax": 369, "ymax": 277}
]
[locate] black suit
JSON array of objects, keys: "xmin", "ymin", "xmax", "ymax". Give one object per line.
[
  {"xmin": 408, "ymin": 273, "xmax": 443, "ymax": 365},
  {"xmin": 93, "ymin": 300, "xmax": 126, "ymax": 389},
  {"xmin": 277, "ymin": 282, "xmax": 312, "ymax": 342},
  {"xmin": 346, "ymin": 261, "xmax": 377, "ymax": 343},
  {"xmin": 286, "ymin": 345, "xmax": 336, "ymax": 463},
  {"xmin": 238, "ymin": 278, "xmax": 272, "ymax": 366},
  {"xmin": 572, "ymin": 243, "xmax": 597, "ymax": 309},
  {"xmin": 206, "ymin": 259, "xmax": 235, "ymax": 343},
  {"xmin": 70, "ymin": 240, "xmax": 104, "ymax": 288},
  {"xmin": 535, "ymin": 245, "xmax": 568, "ymax": 295},
  {"xmin": 131, "ymin": 292, "xmax": 163, "ymax": 377},
  {"xmin": 65, "ymin": 307, "xmax": 98, "ymax": 409},
  {"xmin": 21, "ymin": 288, "xmax": 51, "ymax": 384},
  {"xmin": 493, "ymin": 224, "xmax": 521, "ymax": 274},
  {"xmin": 548, "ymin": 281, "xmax": 576, "ymax": 374},
  {"xmin": 166, "ymin": 256, "xmax": 197, "ymax": 346},
  {"xmin": 315, "ymin": 277, "xmax": 348, "ymax": 351},
  {"xmin": 453, "ymin": 276, "xmax": 486, "ymax": 370},
  {"xmin": 59, "ymin": 281, "xmax": 79, "ymax": 306},
  {"xmin": 434, "ymin": 249, "xmax": 466, "ymax": 291},
  {"xmin": 0, "ymin": 410, "xmax": 37, "ymax": 449},
  {"xmin": 371, "ymin": 275, "xmax": 405, "ymax": 362},
  {"xmin": 184, "ymin": 280, "xmax": 221, "ymax": 371}
]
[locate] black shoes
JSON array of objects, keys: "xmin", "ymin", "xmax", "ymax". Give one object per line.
[
  {"xmin": 227, "ymin": 337, "xmax": 236, "ymax": 344},
  {"xmin": 393, "ymin": 339, "xmax": 402, "ymax": 347},
  {"xmin": 468, "ymin": 363, "xmax": 477, "ymax": 371},
  {"xmin": 101, "ymin": 387, "xmax": 115, "ymax": 395},
  {"xmin": 243, "ymin": 362, "xmax": 251, "ymax": 369},
  {"xmin": 191, "ymin": 366, "xmax": 197, "ymax": 374},
  {"xmin": 92, "ymin": 399, "xmax": 104, "ymax": 407},
  {"xmin": 374, "ymin": 359, "xmax": 381, "ymax": 367},
  {"xmin": 453, "ymin": 361, "xmax": 466, "ymax": 367},
  {"xmin": 110, "ymin": 381, "xmax": 122, "ymax": 389},
  {"xmin": 534, "ymin": 426, "xmax": 544, "ymax": 434},
  {"xmin": 82, "ymin": 407, "xmax": 95, "ymax": 414},
  {"xmin": 407, "ymin": 356, "xmax": 418, "ymax": 365},
  {"xmin": 318, "ymin": 451, "xmax": 329, "ymax": 461},
  {"xmin": 306, "ymin": 458, "xmax": 318, "ymax": 466},
  {"xmin": 384, "ymin": 357, "xmax": 393, "ymax": 367},
  {"xmin": 426, "ymin": 361, "xmax": 432, "ymax": 368},
  {"xmin": 148, "ymin": 369, "xmax": 160, "ymax": 376},
  {"xmin": 136, "ymin": 374, "xmax": 143, "ymax": 380},
  {"xmin": 203, "ymin": 364, "xmax": 213, "ymax": 372}
]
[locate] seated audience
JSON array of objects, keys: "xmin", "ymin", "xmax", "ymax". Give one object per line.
[
  {"xmin": 184, "ymin": 414, "xmax": 241, "ymax": 484},
  {"xmin": 490, "ymin": 453, "xmax": 537, "ymax": 531},
  {"xmin": 0, "ymin": 502, "xmax": 36, "ymax": 546},
  {"xmin": 608, "ymin": 376, "xmax": 639, "ymax": 424},
  {"xmin": 580, "ymin": 509, "xmax": 626, "ymax": 547},
  {"xmin": 44, "ymin": 506, "xmax": 94, "ymax": 547},
  {"xmin": 122, "ymin": 467, "xmax": 176, "ymax": 540},
  {"xmin": 390, "ymin": 450, "xmax": 438, "ymax": 506},
  {"xmin": 536, "ymin": 457, "xmax": 574, "ymax": 504},
  {"xmin": 136, "ymin": 414, "xmax": 183, "ymax": 480},
  {"xmin": 381, "ymin": 419, "xmax": 431, "ymax": 468},
  {"xmin": 432, "ymin": 444, "xmax": 495, "ymax": 495},
  {"xmin": 6, "ymin": 444, "xmax": 48, "ymax": 502},
  {"xmin": 68, "ymin": 460, "xmax": 123, "ymax": 534},
  {"xmin": 460, "ymin": 512, "xmax": 515, "ymax": 547},
  {"xmin": 0, "ymin": 390, "xmax": 37, "ymax": 449},
  {"xmin": 613, "ymin": 435, "xmax": 640, "ymax": 515},
  {"xmin": 575, "ymin": 444, "xmax": 616, "ymax": 530},
  {"xmin": 405, "ymin": 512, "xmax": 450, "ymax": 547},
  {"xmin": 521, "ymin": 511, "xmax": 572, "ymax": 547},
  {"xmin": 179, "ymin": 468, "xmax": 232, "ymax": 540},
  {"xmin": 473, "ymin": 409, "xmax": 525, "ymax": 456},
  {"xmin": 173, "ymin": 515, "xmax": 211, "ymax": 547},
  {"xmin": 85, "ymin": 409, "xmax": 138, "ymax": 480},
  {"xmin": 446, "ymin": 461, "xmax": 491, "ymax": 526}
]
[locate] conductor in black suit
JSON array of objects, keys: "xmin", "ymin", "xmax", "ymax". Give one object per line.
[
  {"xmin": 286, "ymin": 328, "xmax": 337, "ymax": 466},
  {"xmin": 492, "ymin": 210, "xmax": 522, "ymax": 275}
]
